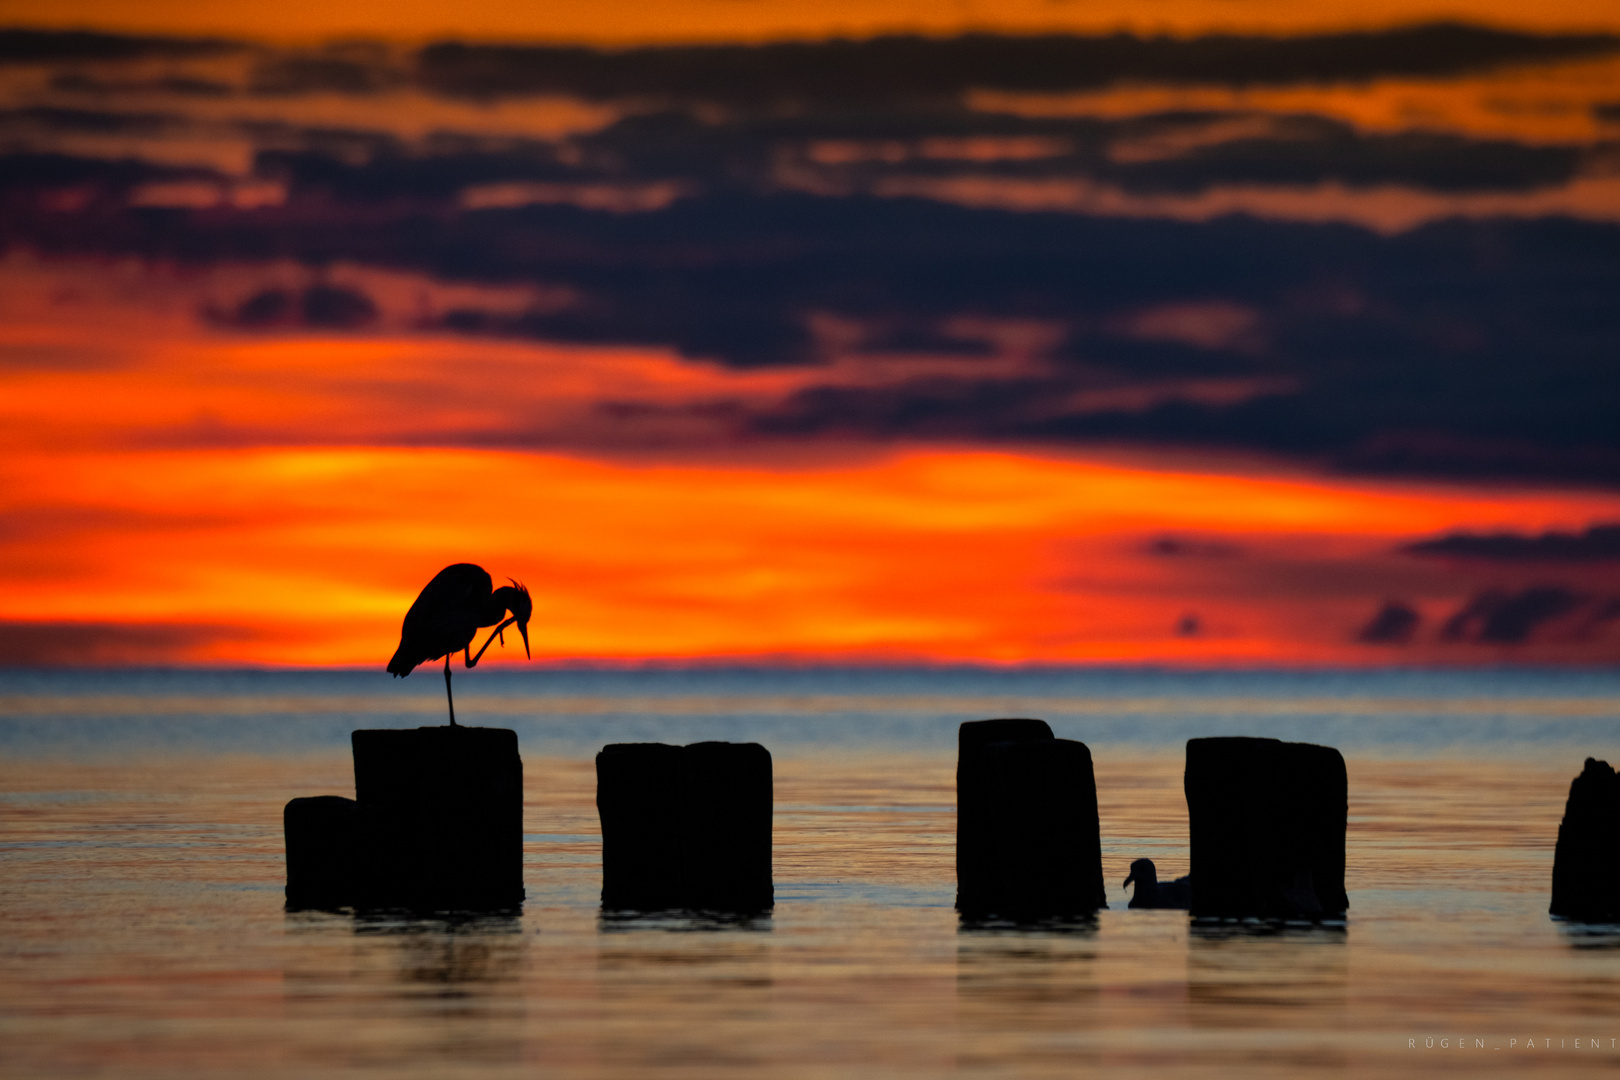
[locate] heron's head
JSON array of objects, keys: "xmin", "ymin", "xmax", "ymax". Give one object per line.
[
  {"xmin": 1123, "ymin": 858, "xmax": 1157, "ymax": 890},
  {"xmin": 506, "ymin": 578, "xmax": 532, "ymax": 659}
]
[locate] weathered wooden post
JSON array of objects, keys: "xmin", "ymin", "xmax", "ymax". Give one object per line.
[
  {"xmin": 1184, "ymin": 736, "xmax": 1347, "ymax": 920},
  {"xmin": 956, "ymin": 718, "xmax": 1107, "ymax": 919},
  {"xmin": 283, "ymin": 795, "xmax": 364, "ymax": 909},
  {"xmin": 596, "ymin": 742, "xmax": 687, "ymax": 910},
  {"xmin": 283, "ymin": 725, "xmax": 524, "ymax": 910},
  {"xmin": 351, "ymin": 726, "xmax": 525, "ymax": 909},
  {"xmin": 595, "ymin": 740, "xmax": 774, "ymax": 913},
  {"xmin": 1550, "ymin": 757, "xmax": 1620, "ymax": 921}
]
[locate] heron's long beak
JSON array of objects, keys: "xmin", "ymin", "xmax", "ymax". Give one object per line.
[
  {"xmin": 1123, "ymin": 873, "xmax": 1135, "ymax": 889},
  {"xmin": 506, "ymin": 578, "xmax": 532, "ymax": 660}
]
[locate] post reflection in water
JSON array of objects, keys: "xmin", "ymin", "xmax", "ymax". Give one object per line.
[
  {"xmin": 353, "ymin": 913, "xmax": 527, "ymax": 998},
  {"xmin": 1558, "ymin": 925, "xmax": 1620, "ymax": 952},
  {"xmin": 953, "ymin": 922, "xmax": 1111, "ymax": 1074},
  {"xmin": 599, "ymin": 911, "xmax": 775, "ymax": 935},
  {"xmin": 282, "ymin": 910, "xmax": 527, "ymax": 1066},
  {"xmin": 594, "ymin": 918, "xmax": 774, "ymax": 1073},
  {"xmin": 955, "ymin": 924, "xmax": 1101, "ymax": 1010},
  {"xmin": 1186, "ymin": 924, "xmax": 1349, "ymax": 1027}
]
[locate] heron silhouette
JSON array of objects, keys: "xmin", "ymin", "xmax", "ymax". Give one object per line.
[{"xmin": 386, "ymin": 563, "xmax": 532, "ymax": 726}]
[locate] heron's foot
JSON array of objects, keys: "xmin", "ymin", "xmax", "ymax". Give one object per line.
[{"xmin": 468, "ymin": 617, "xmax": 516, "ymax": 668}]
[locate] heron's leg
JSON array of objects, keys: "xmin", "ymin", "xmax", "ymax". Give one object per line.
[
  {"xmin": 468, "ymin": 617, "xmax": 516, "ymax": 667},
  {"xmin": 443, "ymin": 653, "xmax": 457, "ymax": 727}
]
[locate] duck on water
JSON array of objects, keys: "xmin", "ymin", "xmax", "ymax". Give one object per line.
[{"xmin": 1124, "ymin": 858, "xmax": 1191, "ymax": 909}]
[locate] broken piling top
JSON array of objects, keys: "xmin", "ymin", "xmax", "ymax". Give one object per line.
[
  {"xmin": 1550, "ymin": 757, "xmax": 1620, "ymax": 922},
  {"xmin": 595, "ymin": 740, "xmax": 774, "ymax": 914},
  {"xmin": 1184, "ymin": 736, "xmax": 1347, "ymax": 920},
  {"xmin": 284, "ymin": 795, "xmax": 364, "ymax": 910},
  {"xmin": 959, "ymin": 717, "xmax": 1055, "ymax": 756},
  {"xmin": 351, "ymin": 725, "xmax": 525, "ymax": 910},
  {"xmin": 956, "ymin": 718, "xmax": 1107, "ymax": 919}
]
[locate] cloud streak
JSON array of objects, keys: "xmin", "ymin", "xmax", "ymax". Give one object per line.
[{"xmin": 1403, "ymin": 523, "xmax": 1620, "ymax": 561}]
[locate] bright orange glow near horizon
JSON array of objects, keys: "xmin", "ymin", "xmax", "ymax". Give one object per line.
[{"xmin": 7, "ymin": 443, "xmax": 1620, "ymax": 666}]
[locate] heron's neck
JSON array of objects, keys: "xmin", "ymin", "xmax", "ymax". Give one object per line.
[
  {"xmin": 481, "ymin": 588, "xmax": 519, "ymax": 624},
  {"xmin": 476, "ymin": 592, "xmax": 508, "ymax": 625}
]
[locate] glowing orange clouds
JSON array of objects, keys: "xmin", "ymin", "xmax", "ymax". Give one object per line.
[
  {"xmin": 4, "ymin": 251, "xmax": 1620, "ymax": 666},
  {"xmin": 4, "ymin": 249, "xmax": 1620, "ymax": 666}
]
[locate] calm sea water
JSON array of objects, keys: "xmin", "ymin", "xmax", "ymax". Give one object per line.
[{"xmin": 2, "ymin": 666, "xmax": 1618, "ymax": 1078}]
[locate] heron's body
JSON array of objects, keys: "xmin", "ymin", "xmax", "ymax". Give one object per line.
[
  {"xmin": 387, "ymin": 563, "xmax": 531, "ymax": 725},
  {"xmin": 1124, "ymin": 858, "xmax": 1191, "ymax": 910}
]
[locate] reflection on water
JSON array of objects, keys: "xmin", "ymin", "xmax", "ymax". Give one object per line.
[
  {"xmin": 957, "ymin": 915, "xmax": 1100, "ymax": 934},
  {"xmin": 2, "ymin": 670, "xmax": 1620, "ymax": 1076},
  {"xmin": 594, "ymin": 930, "xmax": 776, "ymax": 1072},
  {"xmin": 353, "ymin": 913, "xmax": 526, "ymax": 991},
  {"xmin": 599, "ymin": 911, "xmax": 773, "ymax": 934},
  {"xmin": 281, "ymin": 911, "xmax": 529, "ymax": 1065},
  {"xmin": 597, "ymin": 936, "xmax": 772, "ymax": 992},
  {"xmin": 956, "ymin": 931, "xmax": 1100, "ymax": 1007},
  {"xmin": 955, "ymin": 933, "xmax": 1105, "ymax": 1074},
  {"xmin": 1557, "ymin": 924, "xmax": 1620, "ymax": 950},
  {"xmin": 1187, "ymin": 926, "xmax": 1348, "ymax": 1028}
]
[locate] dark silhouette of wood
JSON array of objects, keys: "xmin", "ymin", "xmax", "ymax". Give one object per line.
[
  {"xmin": 284, "ymin": 795, "xmax": 366, "ymax": 908},
  {"xmin": 283, "ymin": 726, "xmax": 524, "ymax": 911},
  {"xmin": 1124, "ymin": 857, "xmax": 1191, "ymax": 909},
  {"xmin": 683, "ymin": 742, "xmax": 774, "ymax": 912},
  {"xmin": 387, "ymin": 563, "xmax": 531, "ymax": 726},
  {"xmin": 1550, "ymin": 757, "xmax": 1620, "ymax": 921},
  {"xmin": 352, "ymin": 726, "xmax": 524, "ymax": 909},
  {"xmin": 1184, "ymin": 736, "xmax": 1347, "ymax": 920},
  {"xmin": 957, "ymin": 717, "xmax": 1052, "ymax": 917},
  {"xmin": 595, "ymin": 741, "xmax": 774, "ymax": 914},
  {"xmin": 956, "ymin": 718, "xmax": 1107, "ymax": 920},
  {"xmin": 597, "ymin": 743, "xmax": 687, "ymax": 910}
]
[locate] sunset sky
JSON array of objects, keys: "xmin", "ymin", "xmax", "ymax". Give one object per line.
[
  {"xmin": 3, "ymin": 0, "xmax": 1618, "ymax": 42},
  {"xmin": 2, "ymin": 3, "xmax": 1618, "ymax": 666}
]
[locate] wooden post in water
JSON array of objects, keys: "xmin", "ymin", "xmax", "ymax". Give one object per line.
[
  {"xmin": 956, "ymin": 718, "xmax": 1107, "ymax": 920},
  {"xmin": 1550, "ymin": 757, "xmax": 1620, "ymax": 921},
  {"xmin": 1184, "ymin": 736, "xmax": 1347, "ymax": 920},
  {"xmin": 595, "ymin": 740, "xmax": 774, "ymax": 913},
  {"xmin": 597, "ymin": 743, "xmax": 687, "ymax": 910},
  {"xmin": 351, "ymin": 726, "xmax": 525, "ymax": 910},
  {"xmin": 283, "ymin": 795, "xmax": 365, "ymax": 909},
  {"xmin": 283, "ymin": 726, "xmax": 524, "ymax": 911}
]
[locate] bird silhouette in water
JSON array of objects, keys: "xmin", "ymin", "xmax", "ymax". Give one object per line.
[
  {"xmin": 1123, "ymin": 858, "xmax": 1191, "ymax": 909},
  {"xmin": 387, "ymin": 564, "xmax": 531, "ymax": 726}
]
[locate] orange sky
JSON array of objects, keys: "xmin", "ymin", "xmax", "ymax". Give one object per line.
[
  {"xmin": 5, "ymin": 254, "xmax": 1620, "ymax": 666},
  {"xmin": 3, "ymin": 0, "xmax": 1617, "ymax": 42},
  {"xmin": 2, "ymin": 9, "xmax": 1618, "ymax": 666},
  {"xmin": 9, "ymin": 442, "xmax": 1620, "ymax": 666}
]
